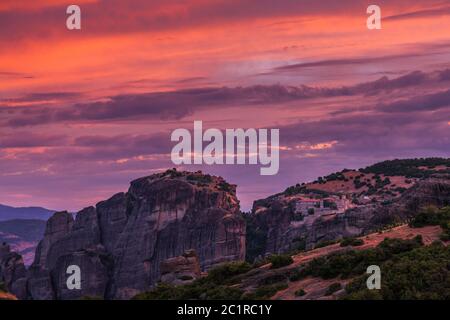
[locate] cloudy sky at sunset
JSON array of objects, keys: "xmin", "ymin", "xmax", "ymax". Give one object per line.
[{"xmin": 0, "ymin": 0, "xmax": 449, "ymax": 211}]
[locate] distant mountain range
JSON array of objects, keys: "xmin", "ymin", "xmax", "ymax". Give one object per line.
[
  {"xmin": 0, "ymin": 219, "xmax": 47, "ymax": 265},
  {"xmin": 0, "ymin": 204, "xmax": 53, "ymax": 265},
  {"xmin": 0, "ymin": 219, "xmax": 47, "ymax": 242},
  {"xmin": 0, "ymin": 204, "xmax": 54, "ymax": 221}
]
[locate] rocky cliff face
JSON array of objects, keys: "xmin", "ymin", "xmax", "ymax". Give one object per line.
[
  {"xmin": 247, "ymin": 176, "xmax": 450, "ymax": 259},
  {"xmin": 0, "ymin": 243, "xmax": 27, "ymax": 299},
  {"xmin": 14, "ymin": 170, "xmax": 245, "ymax": 300}
]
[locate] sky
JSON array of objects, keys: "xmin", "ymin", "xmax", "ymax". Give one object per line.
[{"xmin": 0, "ymin": 0, "xmax": 449, "ymax": 212}]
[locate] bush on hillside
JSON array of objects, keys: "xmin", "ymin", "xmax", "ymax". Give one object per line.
[
  {"xmin": 294, "ymin": 289, "xmax": 306, "ymax": 296},
  {"xmin": 269, "ymin": 254, "xmax": 294, "ymax": 269},
  {"xmin": 340, "ymin": 237, "xmax": 364, "ymax": 247},
  {"xmin": 343, "ymin": 241, "xmax": 450, "ymax": 300},
  {"xmin": 325, "ymin": 283, "xmax": 342, "ymax": 296}
]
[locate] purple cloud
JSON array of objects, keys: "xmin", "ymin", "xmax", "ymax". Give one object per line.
[{"xmin": 4, "ymin": 69, "xmax": 450, "ymax": 127}]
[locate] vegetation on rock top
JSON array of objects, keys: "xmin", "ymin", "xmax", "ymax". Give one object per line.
[{"xmin": 360, "ymin": 158, "xmax": 450, "ymax": 178}]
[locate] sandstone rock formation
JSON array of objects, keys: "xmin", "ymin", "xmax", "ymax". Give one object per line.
[
  {"xmin": 0, "ymin": 243, "xmax": 27, "ymax": 299},
  {"xmin": 20, "ymin": 170, "xmax": 246, "ymax": 299},
  {"xmin": 160, "ymin": 250, "xmax": 202, "ymax": 285},
  {"xmin": 247, "ymin": 176, "xmax": 450, "ymax": 259}
]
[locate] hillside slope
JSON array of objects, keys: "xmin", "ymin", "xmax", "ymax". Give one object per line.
[
  {"xmin": 134, "ymin": 219, "xmax": 448, "ymax": 301},
  {"xmin": 271, "ymin": 224, "xmax": 444, "ymax": 300}
]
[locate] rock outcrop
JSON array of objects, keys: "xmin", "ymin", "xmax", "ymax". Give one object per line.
[
  {"xmin": 20, "ymin": 170, "xmax": 246, "ymax": 299},
  {"xmin": 0, "ymin": 243, "xmax": 27, "ymax": 299},
  {"xmin": 160, "ymin": 250, "xmax": 202, "ymax": 285},
  {"xmin": 247, "ymin": 176, "xmax": 450, "ymax": 259}
]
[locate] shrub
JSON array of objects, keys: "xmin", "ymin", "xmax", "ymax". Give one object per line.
[
  {"xmin": 314, "ymin": 239, "xmax": 339, "ymax": 249},
  {"xmin": 133, "ymin": 280, "xmax": 245, "ymax": 300},
  {"xmin": 259, "ymin": 274, "xmax": 288, "ymax": 286},
  {"xmin": 288, "ymin": 268, "xmax": 305, "ymax": 282},
  {"xmin": 303, "ymin": 236, "xmax": 424, "ymax": 280},
  {"xmin": 343, "ymin": 242, "xmax": 450, "ymax": 299},
  {"xmin": 133, "ymin": 283, "xmax": 175, "ymax": 300},
  {"xmin": 360, "ymin": 158, "xmax": 450, "ymax": 178},
  {"xmin": 343, "ymin": 289, "xmax": 383, "ymax": 300},
  {"xmin": 292, "ymin": 213, "xmax": 304, "ymax": 222},
  {"xmin": 340, "ymin": 237, "xmax": 364, "ymax": 247},
  {"xmin": 394, "ymin": 187, "xmax": 407, "ymax": 193},
  {"xmin": 439, "ymin": 233, "xmax": 450, "ymax": 241},
  {"xmin": 409, "ymin": 206, "xmax": 444, "ymax": 227},
  {"xmin": 284, "ymin": 185, "xmax": 306, "ymax": 195},
  {"xmin": 409, "ymin": 207, "xmax": 450, "ymax": 241},
  {"xmin": 325, "ymin": 283, "xmax": 342, "ymax": 296},
  {"xmin": 202, "ymin": 286, "xmax": 244, "ymax": 300},
  {"xmin": 251, "ymin": 282, "xmax": 288, "ymax": 299},
  {"xmin": 207, "ymin": 261, "xmax": 252, "ymax": 284},
  {"xmin": 186, "ymin": 173, "xmax": 213, "ymax": 184},
  {"xmin": 323, "ymin": 200, "xmax": 338, "ymax": 210},
  {"xmin": 377, "ymin": 235, "xmax": 423, "ymax": 255},
  {"xmin": 269, "ymin": 254, "xmax": 294, "ymax": 269},
  {"xmin": 218, "ymin": 181, "xmax": 232, "ymax": 192},
  {"xmin": 164, "ymin": 168, "xmax": 183, "ymax": 178},
  {"xmin": 79, "ymin": 296, "xmax": 103, "ymax": 300},
  {"xmin": 294, "ymin": 289, "xmax": 306, "ymax": 297}
]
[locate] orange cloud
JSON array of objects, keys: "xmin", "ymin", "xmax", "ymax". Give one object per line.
[{"xmin": 296, "ymin": 141, "xmax": 339, "ymax": 151}]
